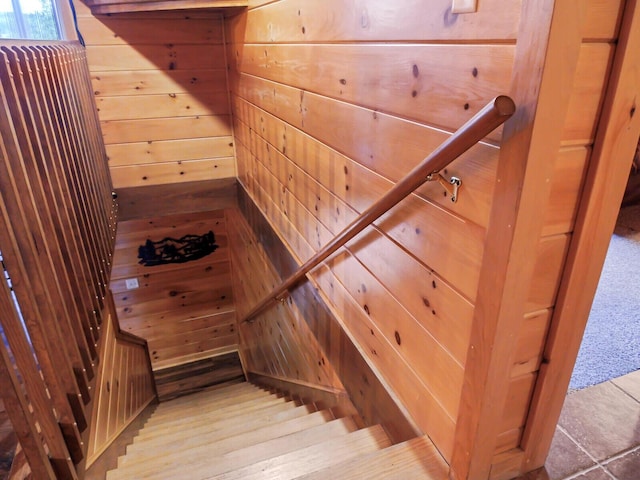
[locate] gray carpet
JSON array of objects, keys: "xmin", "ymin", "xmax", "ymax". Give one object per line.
[{"xmin": 569, "ymin": 204, "xmax": 640, "ymax": 390}]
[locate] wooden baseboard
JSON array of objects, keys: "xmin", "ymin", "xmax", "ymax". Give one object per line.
[{"xmin": 115, "ymin": 178, "xmax": 238, "ymax": 221}]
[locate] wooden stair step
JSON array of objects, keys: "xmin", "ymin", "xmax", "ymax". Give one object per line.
[
  {"xmin": 151, "ymin": 383, "xmax": 259, "ymax": 414},
  {"xmin": 117, "ymin": 409, "xmax": 337, "ymax": 469},
  {"xmin": 146, "ymin": 388, "xmax": 279, "ymax": 423},
  {"xmin": 151, "ymin": 382, "xmax": 261, "ymax": 413},
  {"xmin": 127, "ymin": 403, "xmax": 318, "ymax": 451},
  {"xmin": 296, "ymin": 435, "xmax": 449, "ymax": 480},
  {"xmin": 140, "ymin": 395, "xmax": 291, "ymax": 434},
  {"xmin": 134, "ymin": 399, "xmax": 300, "ymax": 444},
  {"xmin": 146, "ymin": 396, "xmax": 290, "ymax": 432},
  {"xmin": 111, "ymin": 417, "xmax": 358, "ymax": 479},
  {"xmin": 203, "ymin": 425, "xmax": 392, "ymax": 480}
]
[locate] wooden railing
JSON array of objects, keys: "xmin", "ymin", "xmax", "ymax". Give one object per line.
[
  {"xmin": 0, "ymin": 41, "xmax": 116, "ymax": 479},
  {"xmin": 241, "ymin": 95, "xmax": 516, "ymax": 325}
]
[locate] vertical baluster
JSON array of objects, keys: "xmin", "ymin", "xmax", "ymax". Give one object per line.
[
  {"xmin": 8, "ymin": 46, "xmax": 97, "ymax": 374},
  {"xmin": 65, "ymin": 45, "xmax": 112, "ymax": 294},
  {"xmin": 54, "ymin": 45, "xmax": 111, "ymax": 305},
  {"xmin": 0, "ymin": 259, "xmax": 76, "ymax": 479},
  {"xmin": 41, "ymin": 46, "xmax": 107, "ymax": 313},
  {"xmin": 25, "ymin": 45, "xmax": 102, "ymax": 350},
  {"xmin": 0, "ymin": 49, "xmax": 86, "ymax": 457},
  {"xmin": 0, "ymin": 46, "xmax": 92, "ymax": 406},
  {"xmin": 36, "ymin": 46, "xmax": 105, "ymax": 325}
]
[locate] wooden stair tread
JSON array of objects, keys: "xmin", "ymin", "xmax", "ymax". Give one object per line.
[
  {"xmin": 134, "ymin": 400, "xmax": 303, "ymax": 443},
  {"xmin": 128, "ymin": 403, "xmax": 318, "ymax": 449},
  {"xmin": 118, "ymin": 410, "xmax": 334, "ymax": 466},
  {"xmin": 147, "ymin": 388, "xmax": 278, "ymax": 421},
  {"xmin": 152, "ymin": 382, "xmax": 259, "ymax": 410},
  {"xmin": 111, "ymin": 417, "xmax": 358, "ymax": 479},
  {"xmin": 152, "ymin": 383, "xmax": 259, "ymax": 413},
  {"xmin": 140, "ymin": 395, "xmax": 291, "ymax": 433},
  {"xmin": 204, "ymin": 425, "xmax": 392, "ymax": 480},
  {"xmin": 296, "ymin": 435, "xmax": 449, "ymax": 480},
  {"xmin": 105, "ymin": 382, "xmax": 444, "ymax": 480},
  {"xmin": 117, "ymin": 409, "xmax": 337, "ymax": 468}
]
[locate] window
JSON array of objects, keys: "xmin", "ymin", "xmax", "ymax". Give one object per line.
[{"xmin": 0, "ymin": 0, "xmax": 63, "ymax": 40}]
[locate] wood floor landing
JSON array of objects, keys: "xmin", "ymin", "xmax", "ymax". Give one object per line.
[{"xmin": 110, "ymin": 209, "xmax": 239, "ymax": 385}]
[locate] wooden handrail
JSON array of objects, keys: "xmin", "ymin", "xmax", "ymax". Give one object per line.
[{"xmin": 242, "ymin": 95, "xmax": 516, "ymax": 324}]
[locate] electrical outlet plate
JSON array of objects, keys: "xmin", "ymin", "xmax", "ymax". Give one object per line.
[
  {"xmin": 125, "ymin": 278, "xmax": 139, "ymax": 290},
  {"xmin": 452, "ymin": 0, "xmax": 478, "ymax": 14}
]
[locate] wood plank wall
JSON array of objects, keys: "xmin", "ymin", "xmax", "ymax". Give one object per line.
[
  {"xmin": 226, "ymin": 0, "xmax": 521, "ymax": 464},
  {"xmin": 75, "ymin": 0, "xmax": 236, "ymax": 189},
  {"xmin": 227, "ymin": 206, "xmax": 347, "ymax": 394},
  {"xmin": 226, "ymin": 0, "xmax": 625, "ymax": 476},
  {"xmin": 229, "ymin": 195, "xmax": 419, "ymax": 443},
  {"xmin": 111, "ymin": 210, "xmax": 237, "ymax": 371},
  {"xmin": 86, "ymin": 292, "xmax": 156, "ymax": 468}
]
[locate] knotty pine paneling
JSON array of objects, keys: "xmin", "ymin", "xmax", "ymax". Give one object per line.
[
  {"xmin": 227, "ymin": 0, "xmax": 625, "ymax": 471},
  {"xmin": 235, "ymin": 0, "xmax": 618, "ymax": 42},
  {"xmin": 110, "ymin": 210, "xmax": 238, "ymax": 370},
  {"xmin": 86, "ymin": 296, "xmax": 155, "ymax": 468},
  {"xmin": 75, "ymin": 0, "xmax": 235, "ymax": 188},
  {"xmin": 227, "ymin": 207, "xmax": 346, "ymax": 390},
  {"xmin": 234, "ymin": 43, "xmax": 514, "ymax": 139},
  {"xmin": 115, "ymin": 179, "xmax": 238, "ymax": 221},
  {"xmin": 226, "ymin": 1, "xmax": 517, "ymax": 461},
  {"xmin": 232, "ymin": 192, "xmax": 419, "ymax": 443}
]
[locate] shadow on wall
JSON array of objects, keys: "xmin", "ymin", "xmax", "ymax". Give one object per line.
[{"xmin": 74, "ymin": 0, "xmax": 237, "ymax": 188}]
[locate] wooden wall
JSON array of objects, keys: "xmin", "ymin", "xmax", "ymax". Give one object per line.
[
  {"xmin": 228, "ymin": 205, "xmax": 347, "ymax": 396},
  {"xmin": 226, "ymin": 0, "xmax": 633, "ymax": 478},
  {"xmin": 230, "ymin": 192, "xmax": 420, "ymax": 443},
  {"xmin": 86, "ymin": 292, "xmax": 156, "ymax": 468},
  {"xmin": 226, "ymin": 0, "xmax": 520, "ymax": 464},
  {"xmin": 75, "ymin": 0, "xmax": 236, "ymax": 189},
  {"xmin": 110, "ymin": 210, "xmax": 237, "ymax": 371},
  {"xmin": 454, "ymin": 2, "xmax": 628, "ymax": 478}
]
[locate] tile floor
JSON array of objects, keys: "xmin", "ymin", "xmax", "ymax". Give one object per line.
[{"xmin": 523, "ymin": 369, "xmax": 640, "ymax": 480}]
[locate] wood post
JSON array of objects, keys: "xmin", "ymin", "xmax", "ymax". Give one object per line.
[
  {"xmin": 451, "ymin": 1, "xmax": 589, "ymax": 478},
  {"xmin": 521, "ymin": 0, "xmax": 640, "ymax": 470}
]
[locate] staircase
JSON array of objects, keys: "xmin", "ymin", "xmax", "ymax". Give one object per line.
[{"xmin": 105, "ymin": 381, "xmax": 448, "ymax": 479}]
